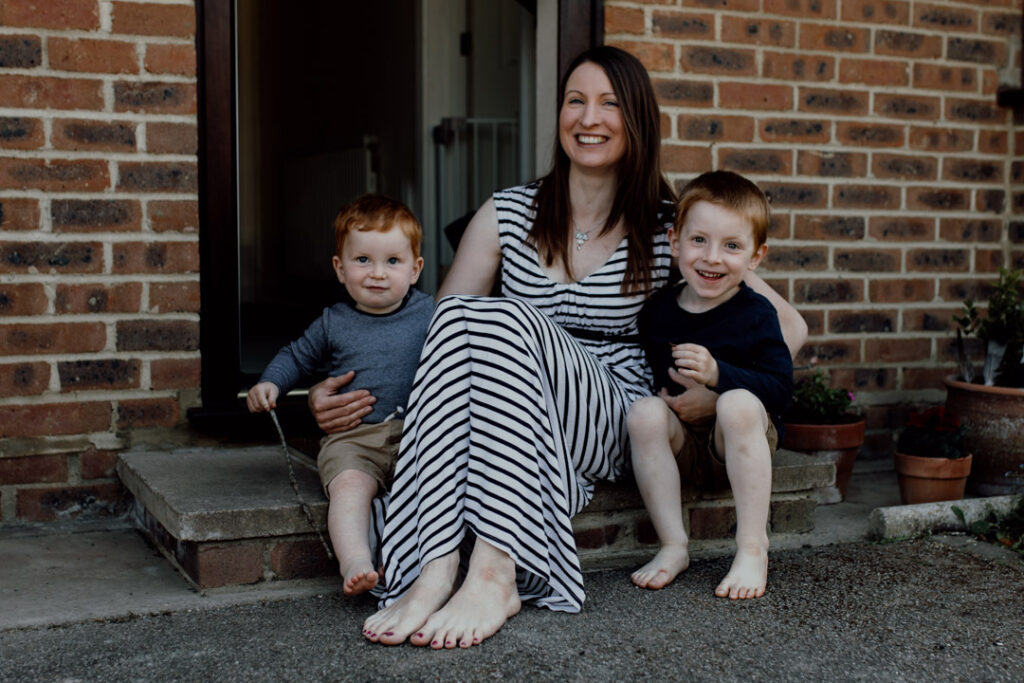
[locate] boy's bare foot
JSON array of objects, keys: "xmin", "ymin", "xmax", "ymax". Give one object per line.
[
  {"xmin": 342, "ymin": 565, "xmax": 379, "ymax": 596},
  {"xmin": 362, "ymin": 553, "xmax": 458, "ymax": 645},
  {"xmin": 631, "ymin": 544, "xmax": 690, "ymax": 590},
  {"xmin": 714, "ymin": 545, "xmax": 768, "ymax": 600}
]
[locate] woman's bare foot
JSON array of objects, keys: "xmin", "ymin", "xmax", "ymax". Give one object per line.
[
  {"xmin": 714, "ymin": 544, "xmax": 768, "ymax": 600},
  {"xmin": 362, "ymin": 552, "xmax": 458, "ymax": 645},
  {"xmin": 631, "ymin": 544, "xmax": 690, "ymax": 590},
  {"xmin": 341, "ymin": 562, "xmax": 378, "ymax": 596},
  {"xmin": 410, "ymin": 540, "xmax": 521, "ymax": 649}
]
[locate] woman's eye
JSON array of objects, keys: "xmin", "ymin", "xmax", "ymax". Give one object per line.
[{"xmin": 603, "ymin": 99, "xmax": 619, "ymax": 108}]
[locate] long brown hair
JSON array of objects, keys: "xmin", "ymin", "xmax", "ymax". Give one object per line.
[{"xmin": 531, "ymin": 46, "xmax": 674, "ymax": 295}]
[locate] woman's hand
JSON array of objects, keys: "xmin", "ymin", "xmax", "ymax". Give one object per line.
[
  {"xmin": 307, "ymin": 371, "xmax": 376, "ymax": 434},
  {"xmin": 660, "ymin": 371, "xmax": 718, "ymax": 423}
]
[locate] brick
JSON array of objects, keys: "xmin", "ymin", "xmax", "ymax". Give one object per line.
[
  {"xmin": 16, "ymin": 483, "xmax": 126, "ymax": 523},
  {"xmin": 605, "ymin": 6, "xmax": 644, "ymax": 35},
  {"xmin": 797, "ymin": 151, "xmax": 866, "ymax": 178},
  {"xmin": 0, "ymin": 362, "xmax": 50, "ymax": 396},
  {"xmin": 868, "ymin": 216, "xmax": 934, "ymax": 241},
  {"xmin": 0, "ymin": 198, "xmax": 39, "ymax": 230},
  {"xmin": 1, "ymin": 322, "xmax": 106, "ymax": 355},
  {"xmin": 872, "ymin": 154, "xmax": 937, "ymax": 180},
  {"xmin": 906, "ymin": 187, "xmax": 969, "ymax": 211},
  {"xmin": 677, "ymin": 115, "xmax": 754, "ymax": 142},
  {"xmin": 833, "ymin": 185, "xmax": 899, "ymax": 210},
  {"xmin": 802, "ymin": 310, "xmax": 824, "ymax": 336},
  {"xmin": 117, "ymin": 162, "xmax": 197, "ymax": 192},
  {"xmin": 680, "ymin": 47, "xmax": 755, "ymax": 76},
  {"xmin": 830, "ymin": 310, "xmax": 895, "ymax": 334},
  {"xmin": 660, "ymin": 112, "xmax": 671, "ymax": 139},
  {"xmin": 653, "ymin": 79, "xmax": 713, "ymax": 106},
  {"xmin": 0, "ymin": 75, "xmax": 103, "ymax": 110},
  {"xmin": 762, "ymin": 52, "xmax": 834, "ymax": 81},
  {"xmin": 903, "ymin": 307, "xmax": 955, "ymax": 332},
  {"xmin": 143, "ymin": 43, "xmax": 195, "ymax": 76},
  {"xmin": 117, "ymin": 319, "xmax": 199, "ymax": 351},
  {"xmin": 874, "ymin": 94, "xmax": 940, "ymax": 120},
  {"xmin": 0, "ymin": 401, "xmax": 111, "ymax": 438},
  {"xmin": 718, "ymin": 82, "xmax": 791, "ymax": 110},
  {"xmin": 848, "ymin": 367, "xmax": 896, "ymax": 392},
  {"xmin": 976, "ymin": 249, "xmax": 1005, "ymax": 273},
  {"xmin": 55, "ymin": 283, "xmax": 141, "ymax": 314},
  {"xmin": 635, "ymin": 517, "xmax": 658, "ymax": 546},
  {"xmin": 869, "ymin": 279, "xmax": 935, "ymax": 303},
  {"xmin": 903, "ymin": 367, "xmax": 955, "ymax": 392},
  {"xmin": 52, "ymin": 199, "xmax": 141, "ymax": 232},
  {"xmin": 662, "ymin": 144, "xmax": 711, "ymax": 174},
  {"xmin": 112, "ymin": 241, "xmax": 198, "ymax": 274},
  {"xmin": 912, "ymin": 64, "xmax": 977, "ymax": 92},
  {"xmin": 760, "ymin": 118, "xmax": 828, "ymax": 143},
  {"xmin": 0, "ymin": 282, "xmax": 47, "ymax": 315},
  {"xmin": 841, "ymin": 0, "xmax": 909, "ymax": 25},
  {"xmin": 947, "ymin": 38, "xmax": 1003, "ymax": 67},
  {"xmin": 946, "ymin": 98, "xmax": 1003, "ymax": 124},
  {"xmin": 836, "ymin": 122, "xmax": 903, "ymax": 147},
  {"xmin": 793, "ymin": 215, "xmax": 864, "ymax": 240},
  {"xmin": 682, "ymin": 0, "xmax": 758, "ymax": 9},
  {"xmin": 150, "ymin": 281, "xmax": 200, "ymax": 313},
  {"xmin": 52, "ymin": 119, "xmax": 136, "ymax": 152},
  {"xmin": 763, "ymin": 0, "xmax": 835, "ymax": 19},
  {"xmin": 149, "ymin": 200, "xmax": 198, "ymax": 232},
  {"xmin": 799, "ymin": 88, "xmax": 868, "ymax": 115},
  {"xmin": 0, "ymin": 454, "xmax": 67, "ymax": 485},
  {"xmin": 977, "ymin": 191, "xmax": 1005, "ymax": 215},
  {"xmin": 651, "ymin": 10, "xmax": 713, "ymax": 38},
  {"xmin": 839, "ymin": 58, "xmax": 908, "ymax": 86},
  {"xmin": 763, "ymin": 247, "xmax": 827, "ymax": 271},
  {"xmin": 908, "ymin": 126, "xmax": 973, "ymax": 152},
  {"xmin": 112, "ymin": 2, "xmax": 196, "ymax": 38},
  {"xmin": 979, "ymin": 131, "xmax": 1007, "ymax": 155},
  {"xmin": 718, "ymin": 148, "xmax": 792, "ymax": 175},
  {"xmin": 48, "ymin": 38, "xmax": 138, "ymax": 74},
  {"xmin": 914, "ymin": 3, "xmax": 976, "ymax": 32},
  {"xmin": 761, "ymin": 183, "xmax": 826, "ymax": 209},
  {"xmin": 984, "ymin": 11, "xmax": 1022, "ymax": 36},
  {"xmin": 768, "ymin": 214, "xmax": 790, "ymax": 240},
  {"xmin": 0, "ymin": 0, "xmax": 98, "ymax": 29},
  {"xmin": 834, "ymin": 249, "xmax": 900, "ymax": 272},
  {"xmin": 799, "ymin": 24, "xmax": 868, "ymax": 52},
  {"xmin": 940, "ymin": 278, "xmax": 991, "ymax": 305},
  {"xmin": 0, "ymin": 117, "xmax": 43, "ymax": 150},
  {"xmin": 794, "ymin": 340, "xmax": 860, "ymax": 364},
  {"xmin": 81, "ymin": 449, "xmax": 120, "ymax": 480},
  {"xmin": 720, "ymin": 17, "xmax": 795, "ymax": 47},
  {"xmin": 770, "ymin": 497, "xmax": 815, "ymax": 534},
  {"xmin": 689, "ymin": 504, "xmax": 735, "ymax": 540},
  {"xmin": 573, "ymin": 524, "xmax": 621, "ymax": 550},
  {"xmin": 611, "ymin": 41, "xmax": 674, "ymax": 73},
  {"xmin": 865, "ymin": 338, "xmax": 930, "ymax": 363},
  {"xmin": 270, "ymin": 539, "xmax": 335, "ymax": 580},
  {"xmin": 874, "ymin": 30, "xmax": 942, "ymax": 59},
  {"xmin": 150, "ymin": 357, "xmax": 201, "ymax": 390},
  {"xmin": 0, "ymin": 241, "xmax": 102, "ymax": 274},
  {"xmin": 59, "ymin": 359, "xmax": 140, "ymax": 391},
  {"xmin": 192, "ymin": 543, "xmax": 264, "ymax": 588},
  {"xmin": 113, "ymin": 81, "xmax": 196, "ymax": 114},
  {"xmin": 145, "ymin": 122, "xmax": 197, "ymax": 155},
  {"xmin": 907, "ymin": 249, "xmax": 969, "ymax": 272},
  {"xmin": 116, "ymin": 398, "xmax": 179, "ymax": 428},
  {"xmin": 0, "ymin": 159, "xmax": 109, "ymax": 192},
  {"xmin": 943, "ymin": 160, "xmax": 1001, "ymax": 184},
  {"xmin": 794, "ymin": 279, "xmax": 863, "ymax": 304}
]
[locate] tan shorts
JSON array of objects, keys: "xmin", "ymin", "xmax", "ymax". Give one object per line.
[
  {"xmin": 318, "ymin": 419, "xmax": 403, "ymax": 496},
  {"xmin": 674, "ymin": 417, "xmax": 779, "ymax": 490}
]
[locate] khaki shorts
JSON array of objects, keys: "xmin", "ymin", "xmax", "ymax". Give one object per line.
[
  {"xmin": 318, "ymin": 419, "xmax": 403, "ymax": 496},
  {"xmin": 674, "ymin": 417, "xmax": 779, "ymax": 490}
]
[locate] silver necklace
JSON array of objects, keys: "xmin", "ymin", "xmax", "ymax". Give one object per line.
[{"xmin": 572, "ymin": 216, "xmax": 606, "ymax": 251}]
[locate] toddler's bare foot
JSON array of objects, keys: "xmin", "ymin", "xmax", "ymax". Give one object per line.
[
  {"xmin": 342, "ymin": 564, "xmax": 378, "ymax": 596},
  {"xmin": 631, "ymin": 544, "xmax": 689, "ymax": 590},
  {"xmin": 362, "ymin": 553, "xmax": 458, "ymax": 645},
  {"xmin": 714, "ymin": 544, "xmax": 768, "ymax": 600}
]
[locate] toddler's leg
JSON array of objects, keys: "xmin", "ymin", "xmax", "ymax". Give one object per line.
[
  {"xmin": 326, "ymin": 469, "xmax": 379, "ymax": 596},
  {"xmin": 713, "ymin": 389, "xmax": 772, "ymax": 600},
  {"xmin": 628, "ymin": 396, "xmax": 689, "ymax": 590}
]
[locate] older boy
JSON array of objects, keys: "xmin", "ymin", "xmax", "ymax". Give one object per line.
[
  {"xmin": 628, "ymin": 171, "xmax": 792, "ymax": 600},
  {"xmin": 248, "ymin": 194, "xmax": 434, "ymax": 596}
]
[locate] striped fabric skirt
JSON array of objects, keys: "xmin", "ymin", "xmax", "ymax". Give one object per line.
[{"xmin": 377, "ymin": 296, "xmax": 648, "ymax": 612}]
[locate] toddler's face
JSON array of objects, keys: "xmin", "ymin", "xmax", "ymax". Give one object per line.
[
  {"xmin": 333, "ymin": 226, "xmax": 423, "ymax": 314},
  {"xmin": 670, "ymin": 200, "xmax": 766, "ymax": 310}
]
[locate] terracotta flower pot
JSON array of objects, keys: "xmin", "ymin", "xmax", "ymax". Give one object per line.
[
  {"xmin": 944, "ymin": 376, "xmax": 1024, "ymax": 495},
  {"xmin": 893, "ymin": 452, "xmax": 972, "ymax": 505},
  {"xmin": 781, "ymin": 419, "xmax": 865, "ymax": 501}
]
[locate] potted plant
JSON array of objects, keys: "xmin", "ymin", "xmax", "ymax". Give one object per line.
[
  {"xmin": 782, "ymin": 369, "xmax": 864, "ymax": 501},
  {"xmin": 947, "ymin": 267, "xmax": 1024, "ymax": 495},
  {"xmin": 894, "ymin": 406, "xmax": 973, "ymax": 504}
]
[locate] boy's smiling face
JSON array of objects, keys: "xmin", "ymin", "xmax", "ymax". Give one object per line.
[
  {"xmin": 670, "ymin": 200, "xmax": 767, "ymax": 312},
  {"xmin": 333, "ymin": 226, "xmax": 423, "ymax": 315}
]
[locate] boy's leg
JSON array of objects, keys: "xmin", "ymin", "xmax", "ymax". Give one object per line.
[
  {"xmin": 628, "ymin": 396, "xmax": 689, "ymax": 590},
  {"xmin": 326, "ymin": 469, "xmax": 380, "ymax": 596},
  {"xmin": 713, "ymin": 389, "xmax": 772, "ymax": 600}
]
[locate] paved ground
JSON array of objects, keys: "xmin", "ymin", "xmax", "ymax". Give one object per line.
[{"xmin": 2, "ymin": 467, "xmax": 1023, "ymax": 681}]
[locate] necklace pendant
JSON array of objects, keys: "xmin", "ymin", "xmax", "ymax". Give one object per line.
[{"xmin": 575, "ymin": 232, "xmax": 587, "ymax": 250}]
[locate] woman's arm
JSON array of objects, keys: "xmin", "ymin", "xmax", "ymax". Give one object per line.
[
  {"xmin": 743, "ymin": 271, "xmax": 808, "ymax": 359},
  {"xmin": 437, "ymin": 197, "xmax": 502, "ymax": 299}
]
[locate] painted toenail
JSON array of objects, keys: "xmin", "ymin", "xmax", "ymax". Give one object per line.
[{"xmin": 383, "ymin": 632, "xmax": 393, "ymax": 636}]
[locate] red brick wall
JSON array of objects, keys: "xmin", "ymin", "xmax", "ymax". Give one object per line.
[
  {"xmin": 608, "ymin": 0, "xmax": 1023, "ymax": 458},
  {"xmin": 0, "ymin": 1, "xmax": 198, "ymax": 523}
]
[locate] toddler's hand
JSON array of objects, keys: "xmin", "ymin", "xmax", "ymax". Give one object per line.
[
  {"xmin": 247, "ymin": 382, "xmax": 279, "ymax": 413},
  {"xmin": 671, "ymin": 343, "xmax": 719, "ymax": 387}
]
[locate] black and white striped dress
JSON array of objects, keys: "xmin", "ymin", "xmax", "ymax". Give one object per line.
[{"xmin": 377, "ymin": 183, "xmax": 674, "ymax": 612}]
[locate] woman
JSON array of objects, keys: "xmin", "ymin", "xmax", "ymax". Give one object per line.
[{"xmin": 311, "ymin": 47, "xmax": 807, "ymax": 649}]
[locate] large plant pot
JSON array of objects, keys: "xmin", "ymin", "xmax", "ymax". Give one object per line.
[
  {"xmin": 781, "ymin": 419, "xmax": 865, "ymax": 500},
  {"xmin": 944, "ymin": 377, "xmax": 1024, "ymax": 495},
  {"xmin": 894, "ymin": 452, "xmax": 972, "ymax": 505}
]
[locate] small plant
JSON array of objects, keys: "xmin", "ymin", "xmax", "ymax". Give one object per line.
[
  {"xmin": 896, "ymin": 406, "xmax": 968, "ymax": 460},
  {"xmin": 785, "ymin": 370, "xmax": 858, "ymax": 425},
  {"xmin": 953, "ymin": 267, "xmax": 1024, "ymax": 387},
  {"xmin": 952, "ymin": 465, "xmax": 1024, "ymax": 558}
]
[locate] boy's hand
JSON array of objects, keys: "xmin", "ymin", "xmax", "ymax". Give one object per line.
[
  {"xmin": 247, "ymin": 382, "xmax": 279, "ymax": 413},
  {"xmin": 671, "ymin": 343, "xmax": 719, "ymax": 387}
]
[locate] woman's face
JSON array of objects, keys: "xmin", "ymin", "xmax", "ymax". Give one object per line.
[{"xmin": 558, "ymin": 61, "xmax": 626, "ymax": 173}]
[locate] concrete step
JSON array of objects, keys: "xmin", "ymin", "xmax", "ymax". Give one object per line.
[{"xmin": 118, "ymin": 446, "xmax": 836, "ymax": 589}]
